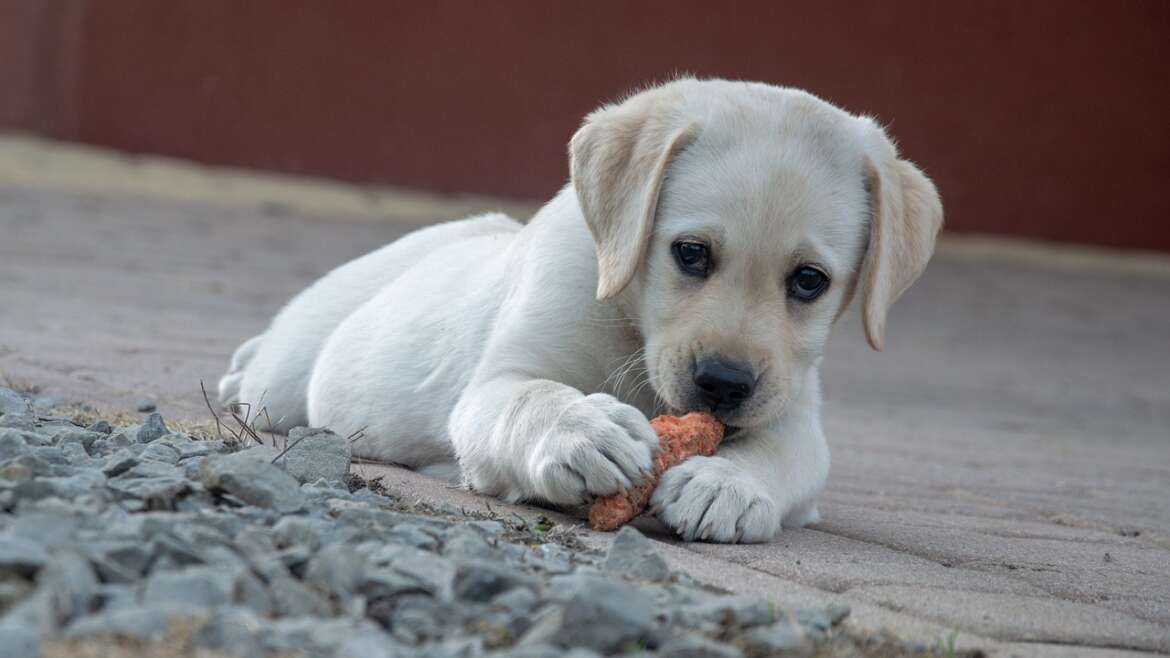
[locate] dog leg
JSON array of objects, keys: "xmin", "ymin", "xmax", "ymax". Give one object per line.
[
  {"xmin": 449, "ymin": 378, "xmax": 658, "ymax": 506},
  {"xmin": 217, "ymin": 333, "xmax": 264, "ymax": 406}
]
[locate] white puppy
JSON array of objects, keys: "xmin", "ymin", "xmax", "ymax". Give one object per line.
[{"xmin": 219, "ymin": 78, "xmax": 942, "ymax": 543}]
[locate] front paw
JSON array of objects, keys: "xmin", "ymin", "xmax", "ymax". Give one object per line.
[
  {"xmin": 528, "ymin": 393, "xmax": 658, "ymax": 506},
  {"xmin": 650, "ymin": 456, "xmax": 780, "ymax": 543}
]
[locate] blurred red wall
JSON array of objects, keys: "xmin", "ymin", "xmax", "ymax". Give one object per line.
[{"xmin": 3, "ymin": 0, "xmax": 1168, "ymax": 250}]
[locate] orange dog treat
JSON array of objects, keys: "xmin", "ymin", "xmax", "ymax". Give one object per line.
[{"xmin": 588, "ymin": 411, "xmax": 725, "ymax": 531}]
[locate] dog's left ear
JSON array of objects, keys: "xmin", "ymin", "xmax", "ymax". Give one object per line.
[
  {"xmin": 570, "ymin": 95, "xmax": 698, "ymax": 299},
  {"xmin": 859, "ymin": 126, "xmax": 944, "ymax": 351}
]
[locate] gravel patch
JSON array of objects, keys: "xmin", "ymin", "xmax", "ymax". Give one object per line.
[{"xmin": 0, "ymin": 386, "xmax": 967, "ymax": 658}]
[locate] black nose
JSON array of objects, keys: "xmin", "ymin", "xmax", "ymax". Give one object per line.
[{"xmin": 693, "ymin": 358, "xmax": 756, "ymax": 412}]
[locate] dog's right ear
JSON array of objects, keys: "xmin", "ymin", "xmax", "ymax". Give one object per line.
[{"xmin": 570, "ymin": 96, "xmax": 698, "ymax": 300}]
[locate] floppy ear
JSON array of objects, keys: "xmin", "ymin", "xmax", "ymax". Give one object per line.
[
  {"xmin": 570, "ymin": 99, "xmax": 698, "ymax": 299},
  {"xmin": 860, "ymin": 139, "xmax": 943, "ymax": 351}
]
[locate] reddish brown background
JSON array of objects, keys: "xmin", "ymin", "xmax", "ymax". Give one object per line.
[{"xmin": 3, "ymin": 0, "xmax": 1168, "ymax": 250}]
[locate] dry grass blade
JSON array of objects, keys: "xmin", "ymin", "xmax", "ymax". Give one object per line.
[
  {"xmin": 261, "ymin": 406, "xmax": 278, "ymax": 446},
  {"xmin": 270, "ymin": 431, "xmax": 308, "ymax": 463},
  {"xmin": 229, "ymin": 407, "xmax": 265, "ymax": 446},
  {"xmin": 199, "ymin": 380, "xmax": 224, "ymax": 439}
]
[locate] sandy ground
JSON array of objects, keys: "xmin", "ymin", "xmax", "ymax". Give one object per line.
[{"xmin": 1, "ymin": 136, "xmax": 1168, "ymax": 656}]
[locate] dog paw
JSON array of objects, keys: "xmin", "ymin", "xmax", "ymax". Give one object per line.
[
  {"xmin": 528, "ymin": 393, "xmax": 658, "ymax": 506},
  {"xmin": 650, "ymin": 456, "xmax": 780, "ymax": 543}
]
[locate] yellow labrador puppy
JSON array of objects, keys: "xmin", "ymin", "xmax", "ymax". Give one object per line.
[{"xmin": 219, "ymin": 78, "xmax": 942, "ymax": 543}]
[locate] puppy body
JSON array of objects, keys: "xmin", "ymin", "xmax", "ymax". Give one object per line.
[{"xmin": 220, "ymin": 78, "xmax": 941, "ymax": 543}]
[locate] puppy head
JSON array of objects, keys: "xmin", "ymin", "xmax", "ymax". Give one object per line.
[{"xmin": 571, "ymin": 79, "xmax": 942, "ymax": 427}]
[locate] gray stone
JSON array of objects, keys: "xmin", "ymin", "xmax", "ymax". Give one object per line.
[
  {"xmin": 146, "ymin": 530, "xmax": 210, "ymax": 568},
  {"xmin": 672, "ymin": 595, "xmax": 777, "ymax": 629},
  {"xmin": 12, "ymin": 472, "xmax": 104, "ymax": 503},
  {"xmin": 412, "ymin": 637, "xmax": 484, "ymax": 658},
  {"xmin": 492, "ymin": 586, "xmax": 538, "ymax": 614},
  {"xmin": 790, "ymin": 604, "xmax": 847, "ymax": 636},
  {"xmin": 380, "ymin": 593, "xmax": 447, "ymax": 645},
  {"xmin": 545, "ymin": 574, "xmax": 658, "ymax": 653},
  {"xmin": 359, "ymin": 568, "xmax": 432, "ymax": 599},
  {"xmin": 0, "ymin": 587, "xmax": 53, "ymax": 637},
  {"xmin": 166, "ymin": 436, "xmax": 225, "ymax": 460},
  {"xmin": 0, "ymin": 387, "xmax": 32, "ymax": 416},
  {"xmin": 192, "ymin": 607, "xmax": 265, "ymax": 658},
  {"xmin": 108, "ymin": 430, "xmax": 135, "ymax": 448},
  {"xmin": 31, "ymin": 416, "xmax": 80, "ymax": 434},
  {"xmin": 515, "ymin": 606, "xmax": 567, "ymax": 649},
  {"xmin": 136, "ymin": 412, "xmax": 168, "ymax": 443},
  {"xmin": 0, "ymin": 626, "xmax": 39, "ymax": 658},
  {"xmin": 95, "ymin": 584, "xmax": 138, "ymax": 611},
  {"xmin": 37, "ymin": 550, "xmax": 99, "ymax": 624},
  {"xmin": 0, "ymin": 413, "xmax": 37, "ymax": 431},
  {"xmin": 6, "ymin": 507, "xmax": 87, "ymax": 544},
  {"xmin": 60, "ymin": 441, "xmax": 92, "ymax": 465},
  {"xmin": 182, "ymin": 458, "xmax": 203, "ymax": 480},
  {"xmin": 454, "ymin": 558, "xmax": 537, "ymax": 602},
  {"xmin": 825, "ymin": 603, "xmax": 850, "ymax": 626},
  {"xmin": 304, "ymin": 542, "xmax": 367, "ymax": 599},
  {"xmin": 268, "ymin": 574, "xmax": 334, "ymax": 616},
  {"xmin": 86, "ymin": 420, "xmax": 112, "ymax": 434},
  {"xmin": 384, "ymin": 522, "xmax": 439, "ymax": 550},
  {"xmin": 4, "ymin": 452, "xmax": 72, "ymax": 478},
  {"xmin": 83, "ymin": 541, "xmax": 150, "ymax": 583},
  {"xmin": 0, "ymin": 535, "xmax": 48, "ymax": 576},
  {"xmin": 465, "ymin": 520, "xmax": 506, "ymax": 538},
  {"xmin": 604, "ymin": 526, "xmax": 670, "ymax": 582},
  {"xmin": 142, "ymin": 564, "xmax": 270, "ymax": 613},
  {"xmin": 501, "ymin": 644, "xmax": 592, "ymax": 658},
  {"xmin": 107, "ymin": 476, "xmax": 190, "ymax": 508},
  {"xmin": 659, "ymin": 635, "xmax": 745, "ymax": 658},
  {"xmin": 0, "ymin": 579, "xmax": 34, "ymax": 610},
  {"xmin": 390, "ymin": 552, "xmax": 457, "ymax": 600},
  {"xmin": 122, "ymin": 459, "xmax": 181, "ymax": 479},
  {"xmin": 137, "ymin": 511, "xmax": 201, "ymax": 538},
  {"xmin": 64, "ymin": 603, "xmax": 208, "ymax": 641},
  {"xmin": 136, "ymin": 399, "xmax": 157, "ymax": 413},
  {"xmin": 530, "ymin": 543, "xmax": 573, "ymax": 574},
  {"xmin": 30, "ymin": 446, "xmax": 70, "ymax": 472},
  {"xmin": 275, "ymin": 426, "xmax": 352, "ymax": 484},
  {"xmin": 443, "ymin": 523, "xmax": 498, "ymax": 560},
  {"xmin": 742, "ymin": 621, "xmax": 810, "ymax": 655},
  {"xmin": 199, "ymin": 448, "xmax": 305, "ymax": 512},
  {"xmin": 336, "ymin": 630, "xmax": 401, "ymax": 658},
  {"xmin": 142, "ymin": 566, "xmax": 233, "ymax": 607},
  {"xmin": 497, "ymin": 540, "xmax": 531, "ymax": 566},
  {"xmin": 87, "ymin": 438, "xmax": 111, "ymax": 457},
  {"xmin": 272, "ymin": 514, "xmax": 331, "ymax": 550},
  {"xmin": 138, "ymin": 441, "xmax": 180, "ymax": 464},
  {"xmin": 263, "ymin": 616, "xmax": 384, "ymax": 655},
  {"xmin": 102, "ymin": 448, "xmax": 139, "ymax": 476},
  {"xmin": 52, "ymin": 429, "xmax": 103, "ymax": 452},
  {"xmin": 234, "ymin": 570, "xmax": 274, "ymax": 615},
  {"xmin": 0, "ymin": 430, "xmax": 34, "ymax": 461},
  {"xmin": 0, "ymin": 460, "xmax": 32, "ymax": 482}
]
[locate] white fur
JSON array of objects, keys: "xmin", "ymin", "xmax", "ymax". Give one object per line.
[{"xmin": 219, "ymin": 78, "xmax": 941, "ymax": 543}]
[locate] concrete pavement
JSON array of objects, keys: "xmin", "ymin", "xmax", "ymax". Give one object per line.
[{"xmin": 1, "ymin": 137, "xmax": 1168, "ymax": 656}]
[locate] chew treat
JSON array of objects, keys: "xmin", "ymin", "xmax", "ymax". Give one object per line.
[{"xmin": 588, "ymin": 411, "xmax": 725, "ymax": 531}]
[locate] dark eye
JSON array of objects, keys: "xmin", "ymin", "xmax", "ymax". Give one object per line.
[
  {"xmin": 672, "ymin": 240, "xmax": 711, "ymax": 277},
  {"xmin": 787, "ymin": 266, "xmax": 830, "ymax": 302}
]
